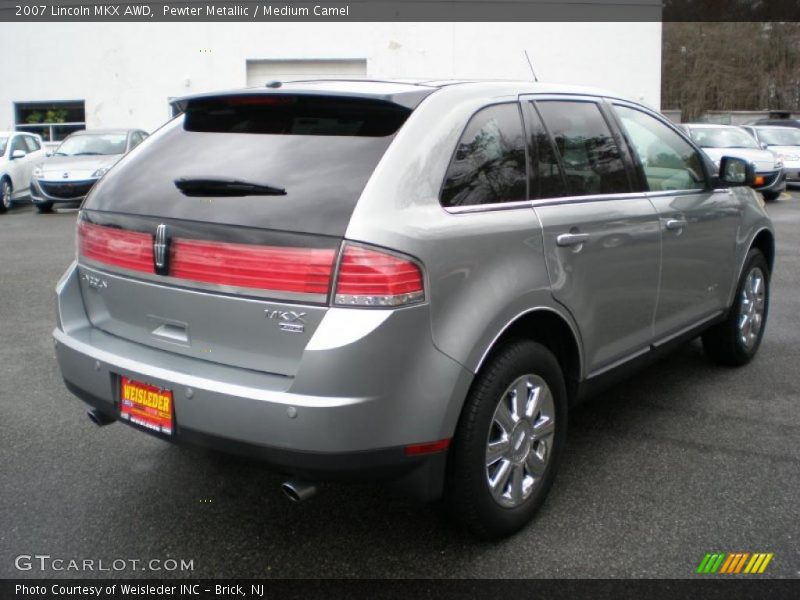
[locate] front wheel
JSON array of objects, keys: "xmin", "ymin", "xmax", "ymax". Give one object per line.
[
  {"xmin": 762, "ymin": 191, "xmax": 781, "ymax": 202},
  {"xmin": 35, "ymin": 202, "xmax": 53, "ymax": 213},
  {"xmin": 702, "ymin": 249, "xmax": 770, "ymax": 366},
  {"xmin": 446, "ymin": 340, "xmax": 567, "ymax": 539},
  {"xmin": 0, "ymin": 179, "xmax": 12, "ymax": 213}
]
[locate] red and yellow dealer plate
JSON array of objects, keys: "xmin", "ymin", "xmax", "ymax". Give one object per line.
[{"xmin": 119, "ymin": 376, "xmax": 174, "ymax": 435}]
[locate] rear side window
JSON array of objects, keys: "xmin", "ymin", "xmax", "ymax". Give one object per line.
[
  {"xmin": 614, "ymin": 105, "xmax": 706, "ymax": 192},
  {"xmin": 184, "ymin": 95, "xmax": 410, "ymax": 137},
  {"xmin": 536, "ymin": 100, "xmax": 630, "ymax": 196},
  {"xmin": 440, "ymin": 103, "xmax": 527, "ymax": 207}
]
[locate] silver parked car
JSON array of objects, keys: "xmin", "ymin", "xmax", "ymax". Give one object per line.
[
  {"xmin": 742, "ymin": 125, "xmax": 800, "ymax": 184},
  {"xmin": 53, "ymin": 80, "xmax": 774, "ymax": 538},
  {"xmin": 31, "ymin": 128, "xmax": 148, "ymax": 213},
  {"xmin": 683, "ymin": 123, "xmax": 785, "ymax": 201}
]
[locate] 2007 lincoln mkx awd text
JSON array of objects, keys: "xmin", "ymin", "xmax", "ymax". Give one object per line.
[{"xmin": 53, "ymin": 79, "xmax": 773, "ymax": 538}]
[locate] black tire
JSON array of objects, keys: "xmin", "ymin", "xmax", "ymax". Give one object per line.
[
  {"xmin": 35, "ymin": 202, "xmax": 53, "ymax": 213},
  {"xmin": 0, "ymin": 178, "xmax": 12, "ymax": 214},
  {"xmin": 762, "ymin": 191, "xmax": 781, "ymax": 202},
  {"xmin": 446, "ymin": 340, "xmax": 567, "ymax": 539},
  {"xmin": 702, "ymin": 249, "xmax": 770, "ymax": 366}
]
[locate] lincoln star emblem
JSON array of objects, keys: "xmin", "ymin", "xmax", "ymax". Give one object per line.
[{"xmin": 154, "ymin": 224, "xmax": 169, "ymax": 275}]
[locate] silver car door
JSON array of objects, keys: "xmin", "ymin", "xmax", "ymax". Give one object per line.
[
  {"xmin": 525, "ymin": 97, "xmax": 661, "ymax": 376},
  {"xmin": 611, "ymin": 102, "xmax": 740, "ymax": 339}
]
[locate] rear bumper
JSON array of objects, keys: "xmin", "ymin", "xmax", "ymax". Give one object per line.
[{"xmin": 53, "ymin": 263, "xmax": 472, "ymax": 499}]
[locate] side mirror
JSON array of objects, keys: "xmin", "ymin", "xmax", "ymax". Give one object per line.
[
  {"xmin": 719, "ymin": 156, "xmax": 755, "ymax": 187},
  {"xmin": 10, "ymin": 149, "xmax": 27, "ymax": 160},
  {"xmin": 760, "ymin": 142, "xmax": 769, "ymax": 150}
]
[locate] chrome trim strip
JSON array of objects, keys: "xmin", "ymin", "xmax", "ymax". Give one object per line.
[
  {"xmin": 586, "ymin": 347, "xmax": 650, "ymax": 379},
  {"xmin": 78, "ymin": 260, "xmax": 328, "ymax": 305},
  {"xmin": 474, "ymin": 306, "xmax": 584, "ymax": 377},
  {"xmin": 444, "ymin": 192, "xmax": 653, "ymax": 215},
  {"xmin": 651, "ymin": 310, "xmax": 724, "ymax": 349},
  {"xmin": 445, "ymin": 200, "xmax": 533, "ymax": 214},
  {"xmin": 585, "ymin": 310, "xmax": 726, "ymax": 380}
]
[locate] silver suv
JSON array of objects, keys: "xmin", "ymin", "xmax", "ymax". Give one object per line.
[{"xmin": 54, "ymin": 80, "xmax": 774, "ymax": 538}]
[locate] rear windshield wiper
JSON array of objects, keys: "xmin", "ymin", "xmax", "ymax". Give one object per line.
[{"xmin": 175, "ymin": 177, "xmax": 287, "ymax": 197}]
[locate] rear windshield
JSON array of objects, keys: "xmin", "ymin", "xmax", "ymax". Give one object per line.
[
  {"xmin": 83, "ymin": 95, "xmax": 410, "ymax": 237},
  {"xmin": 184, "ymin": 95, "xmax": 410, "ymax": 137}
]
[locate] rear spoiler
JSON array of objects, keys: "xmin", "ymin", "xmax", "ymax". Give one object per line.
[{"xmin": 170, "ymin": 81, "xmax": 436, "ymax": 115}]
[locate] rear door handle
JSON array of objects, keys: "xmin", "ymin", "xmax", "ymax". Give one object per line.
[
  {"xmin": 665, "ymin": 218, "xmax": 688, "ymax": 231},
  {"xmin": 556, "ymin": 232, "xmax": 590, "ymax": 247}
]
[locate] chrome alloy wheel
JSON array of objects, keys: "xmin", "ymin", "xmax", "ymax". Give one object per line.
[
  {"xmin": 485, "ymin": 374, "xmax": 555, "ymax": 508},
  {"xmin": 738, "ymin": 267, "xmax": 766, "ymax": 350}
]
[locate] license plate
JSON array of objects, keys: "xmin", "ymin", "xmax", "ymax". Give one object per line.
[{"xmin": 119, "ymin": 376, "xmax": 174, "ymax": 435}]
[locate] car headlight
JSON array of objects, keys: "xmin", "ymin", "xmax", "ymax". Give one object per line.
[
  {"xmin": 91, "ymin": 167, "xmax": 110, "ymax": 178},
  {"xmin": 32, "ymin": 165, "xmax": 43, "ymax": 178}
]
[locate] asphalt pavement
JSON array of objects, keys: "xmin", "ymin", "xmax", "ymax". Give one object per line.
[{"xmin": 1, "ymin": 196, "xmax": 799, "ymax": 579}]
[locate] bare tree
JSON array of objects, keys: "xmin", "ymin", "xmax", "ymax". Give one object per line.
[{"xmin": 663, "ymin": 22, "xmax": 800, "ymax": 120}]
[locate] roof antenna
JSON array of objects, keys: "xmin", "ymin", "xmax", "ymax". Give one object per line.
[{"xmin": 524, "ymin": 50, "xmax": 539, "ymax": 82}]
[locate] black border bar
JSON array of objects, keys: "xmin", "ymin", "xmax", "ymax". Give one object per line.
[{"xmin": 2, "ymin": 0, "xmax": 800, "ymax": 23}]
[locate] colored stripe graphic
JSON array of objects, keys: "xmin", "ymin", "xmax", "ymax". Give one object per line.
[{"xmin": 697, "ymin": 552, "xmax": 773, "ymax": 575}]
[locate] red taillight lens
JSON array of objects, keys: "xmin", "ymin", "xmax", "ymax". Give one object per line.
[
  {"xmin": 170, "ymin": 238, "xmax": 336, "ymax": 294},
  {"xmin": 334, "ymin": 244, "xmax": 424, "ymax": 307},
  {"xmin": 78, "ymin": 221, "xmax": 154, "ymax": 273}
]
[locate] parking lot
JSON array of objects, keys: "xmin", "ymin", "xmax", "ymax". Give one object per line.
[{"xmin": 1, "ymin": 195, "xmax": 799, "ymax": 579}]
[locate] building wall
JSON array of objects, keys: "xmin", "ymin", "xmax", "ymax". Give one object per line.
[{"xmin": 0, "ymin": 22, "xmax": 662, "ymax": 134}]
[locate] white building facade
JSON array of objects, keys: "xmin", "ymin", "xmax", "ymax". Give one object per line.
[{"xmin": 0, "ymin": 22, "xmax": 661, "ymax": 140}]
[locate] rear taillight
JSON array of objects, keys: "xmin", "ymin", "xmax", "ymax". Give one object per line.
[
  {"xmin": 170, "ymin": 238, "xmax": 336, "ymax": 294},
  {"xmin": 333, "ymin": 243, "xmax": 425, "ymax": 307},
  {"xmin": 78, "ymin": 221, "xmax": 154, "ymax": 273}
]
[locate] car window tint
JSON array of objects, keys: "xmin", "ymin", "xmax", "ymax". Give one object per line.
[
  {"xmin": 440, "ymin": 103, "xmax": 527, "ymax": 207},
  {"xmin": 527, "ymin": 104, "xmax": 567, "ymax": 199},
  {"xmin": 614, "ymin": 106, "xmax": 706, "ymax": 192},
  {"xmin": 536, "ymin": 100, "xmax": 630, "ymax": 196}
]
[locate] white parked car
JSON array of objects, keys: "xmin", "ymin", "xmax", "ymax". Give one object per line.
[
  {"xmin": 742, "ymin": 125, "xmax": 800, "ymax": 185},
  {"xmin": 0, "ymin": 131, "xmax": 47, "ymax": 213},
  {"xmin": 682, "ymin": 124, "xmax": 786, "ymax": 201}
]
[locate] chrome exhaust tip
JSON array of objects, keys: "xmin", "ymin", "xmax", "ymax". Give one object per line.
[
  {"xmin": 87, "ymin": 408, "xmax": 116, "ymax": 427},
  {"xmin": 281, "ymin": 478, "xmax": 318, "ymax": 503}
]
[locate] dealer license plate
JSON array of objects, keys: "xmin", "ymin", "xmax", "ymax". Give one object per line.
[{"xmin": 119, "ymin": 376, "xmax": 174, "ymax": 435}]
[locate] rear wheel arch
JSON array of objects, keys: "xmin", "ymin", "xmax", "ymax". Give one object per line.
[{"xmin": 475, "ymin": 308, "xmax": 583, "ymax": 404}]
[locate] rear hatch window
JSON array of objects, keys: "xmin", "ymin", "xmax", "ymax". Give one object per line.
[{"xmin": 83, "ymin": 94, "xmax": 412, "ymax": 237}]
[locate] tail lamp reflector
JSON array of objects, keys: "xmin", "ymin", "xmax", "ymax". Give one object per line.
[
  {"xmin": 78, "ymin": 221, "xmax": 154, "ymax": 273},
  {"xmin": 334, "ymin": 244, "xmax": 425, "ymax": 307}
]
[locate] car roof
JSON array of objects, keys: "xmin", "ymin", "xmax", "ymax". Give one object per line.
[
  {"xmin": 172, "ymin": 78, "xmax": 640, "ymax": 111},
  {"xmin": 683, "ymin": 123, "xmax": 746, "ymax": 129},
  {"xmin": 70, "ymin": 128, "xmax": 139, "ymax": 136}
]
